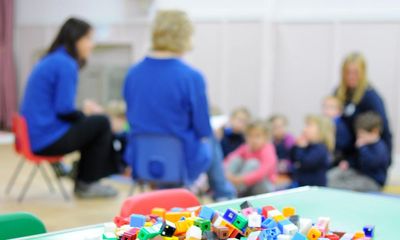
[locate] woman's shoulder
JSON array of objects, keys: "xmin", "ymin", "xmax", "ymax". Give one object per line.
[{"xmin": 41, "ymin": 50, "xmax": 78, "ymax": 70}]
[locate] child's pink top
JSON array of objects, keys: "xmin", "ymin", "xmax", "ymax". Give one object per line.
[{"xmin": 225, "ymin": 143, "xmax": 278, "ymax": 186}]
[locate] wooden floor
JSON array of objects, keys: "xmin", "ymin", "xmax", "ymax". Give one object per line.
[
  {"xmin": 1, "ymin": 143, "xmax": 399, "ymax": 232},
  {"xmin": 0, "ymin": 144, "xmax": 152, "ymax": 232}
]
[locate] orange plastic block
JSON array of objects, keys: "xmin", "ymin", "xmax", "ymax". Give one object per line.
[
  {"xmin": 307, "ymin": 227, "xmax": 322, "ymax": 240},
  {"xmin": 282, "ymin": 207, "xmax": 296, "ymax": 218},
  {"xmin": 175, "ymin": 220, "xmax": 190, "ymax": 235},
  {"xmin": 165, "ymin": 211, "xmax": 191, "ymax": 223},
  {"xmin": 353, "ymin": 231, "xmax": 366, "ymax": 239}
]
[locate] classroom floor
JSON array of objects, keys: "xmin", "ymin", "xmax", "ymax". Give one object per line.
[{"xmin": 1, "ymin": 143, "xmax": 400, "ymax": 232}]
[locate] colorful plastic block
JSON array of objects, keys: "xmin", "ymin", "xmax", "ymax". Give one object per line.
[
  {"xmin": 130, "ymin": 214, "xmax": 146, "ymax": 228},
  {"xmin": 282, "ymin": 206, "xmax": 296, "ymax": 217},
  {"xmin": 198, "ymin": 206, "xmax": 215, "ymax": 221}
]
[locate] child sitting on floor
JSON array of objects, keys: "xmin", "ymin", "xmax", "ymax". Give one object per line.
[
  {"xmin": 220, "ymin": 107, "xmax": 251, "ymax": 157},
  {"xmin": 106, "ymin": 100, "xmax": 130, "ymax": 174},
  {"xmin": 328, "ymin": 112, "xmax": 389, "ymax": 192},
  {"xmin": 268, "ymin": 114, "xmax": 295, "ymax": 175},
  {"xmin": 322, "ymin": 96, "xmax": 353, "ymax": 167},
  {"xmin": 291, "ymin": 115, "xmax": 334, "ymax": 187},
  {"xmin": 224, "ymin": 121, "xmax": 277, "ymax": 197}
]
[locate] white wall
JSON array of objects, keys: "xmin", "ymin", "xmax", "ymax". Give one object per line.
[{"xmin": 14, "ymin": 0, "xmax": 400, "ymax": 158}]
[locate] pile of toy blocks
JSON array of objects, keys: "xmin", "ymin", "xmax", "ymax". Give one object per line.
[{"xmin": 103, "ymin": 200, "xmax": 375, "ymax": 240}]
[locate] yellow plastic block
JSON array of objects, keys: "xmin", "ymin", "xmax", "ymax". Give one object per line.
[
  {"xmin": 272, "ymin": 214, "xmax": 285, "ymax": 222},
  {"xmin": 307, "ymin": 227, "xmax": 322, "ymax": 240},
  {"xmin": 282, "ymin": 207, "xmax": 296, "ymax": 217},
  {"xmin": 175, "ymin": 220, "xmax": 190, "ymax": 235},
  {"xmin": 165, "ymin": 211, "xmax": 191, "ymax": 223},
  {"xmin": 163, "ymin": 236, "xmax": 179, "ymax": 240},
  {"xmin": 151, "ymin": 207, "xmax": 167, "ymax": 218},
  {"xmin": 184, "ymin": 217, "xmax": 196, "ymax": 227},
  {"xmin": 144, "ymin": 221, "xmax": 153, "ymax": 227}
]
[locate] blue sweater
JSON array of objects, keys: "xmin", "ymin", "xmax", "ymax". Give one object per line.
[
  {"xmin": 123, "ymin": 57, "xmax": 212, "ymax": 181},
  {"xmin": 220, "ymin": 128, "xmax": 245, "ymax": 157},
  {"xmin": 21, "ymin": 47, "xmax": 78, "ymax": 151},
  {"xmin": 355, "ymin": 140, "xmax": 389, "ymax": 186},
  {"xmin": 291, "ymin": 143, "xmax": 330, "ymax": 186},
  {"xmin": 342, "ymin": 87, "xmax": 392, "ymax": 164}
]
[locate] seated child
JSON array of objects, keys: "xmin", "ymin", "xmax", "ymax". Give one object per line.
[
  {"xmin": 322, "ymin": 96, "xmax": 353, "ymax": 166},
  {"xmin": 291, "ymin": 115, "xmax": 334, "ymax": 187},
  {"xmin": 220, "ymin": 107, "xmax": 251, "ymax": 157},
  {"xmin": 106, "ymin": 100, "xmax": 129, "ymax": 173},
  {"xmin": 268, "ymin": 114, "xmax": 295, "ymax": 174},
  {"xmin": 328, "ymin": 112, "xmax": 389, "ymax": 192},
  {"xmin": 224, "ymin": 121, "xmax": 277, "ymax": 197}
]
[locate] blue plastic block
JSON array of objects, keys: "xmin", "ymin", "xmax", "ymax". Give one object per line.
[
  {"xmin": 223, "ymin": 208, "xmax": 238, "ymax": 223},
  {"xmin": 260, "ymin": 227, "xmax": 280, "ymax": 239},
  {"xmin": 277, "ymin": 219, "xmax": 291, "ymax": 232},
  {"xmin": 130, "ymin": 214, "xmax": 146, "ymax": 228},
  {"xmin": 292, "ymin": 232, "xmax": 307, "ymax": 240},
  {"xmin": 261, "ymin": 217, "xmax": 277, "ymax": 229},
  {"xmin": 363, "ymin": 225, "xmax": 375, "ymax": 237},
  {"xmin": 199, "ymin": 206, "xmax": 215, "ymax": 221},
  {"xmin": 170, "ymin": 207, "xmax": 184, "ymax": 212}
]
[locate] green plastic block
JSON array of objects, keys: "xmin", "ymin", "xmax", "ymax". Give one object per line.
[
  {"xmin": 138, "ymin": 226, "xmax": 160, "ymax": 240},
  {"xmin": 233, "ymin": 213, "xmax": 248, "ymax": 230},
  {"xmin": 194, "ymin": 218, "xmax": 211, "ymax": 232}
]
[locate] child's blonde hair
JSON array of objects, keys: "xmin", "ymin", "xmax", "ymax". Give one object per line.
[
  {"xmin": 336, "ymin": 52, "xmax": 368, "ymax": 105},
  {"xmin": 246, "ymin": 120, "xmax": 269, "ymax": 137},
  {"xmin": 106, "ymin": 100, "xmax": 126, "ymax": 118},
  {"xmin": 152, "ymin": 10, "xmax": 193, "ymax": 54},
  {"xmin": 305, "ymin": 114, "xmax": 335, "ymax": 152},
  {"xmin": 268, "ymin": 114, "xmax": 289, "ymax": 126},
  {"xmin": 231, "ymin": 107, "xmax": 251, "ymax": 119},
  {"xmin": 323, "ymin": 96, "xmax": 343, "ymax": 111}
]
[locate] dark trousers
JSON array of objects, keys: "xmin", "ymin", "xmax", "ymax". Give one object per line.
[{"xmin": 36, "ymin": 115, "xmax": 119, "ymax": 183}]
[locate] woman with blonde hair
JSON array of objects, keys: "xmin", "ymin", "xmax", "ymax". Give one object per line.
[
  {"xmin": 123, "ymin": 10, "xmax": 235, "ymax": 200},
  {"xmin": 334, "ymin": 52, "xmax": 392, "ymax": 165}
]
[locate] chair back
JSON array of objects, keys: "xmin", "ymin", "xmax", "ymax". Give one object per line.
[
  {"xmin": 120, "ymin": 188, "xmax": 199, "ymax": 217},
  {"xmin": 12, "ymin": 114, "xmax": 34, "ymax": 159},
  {"xmin": 0, "ymin": 212, "xmax": 46, "ymax": 239},
  {"xmin": 131, "ymin": 133, "xmax": 187, "ymax": 185}
]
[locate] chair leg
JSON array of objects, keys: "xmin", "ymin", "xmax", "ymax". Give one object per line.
[
  {"xmin": 128, "ymin": 183, "xmax": 135, "ymax": 196},
  {"xmin": 38, "ymin": 164, "xmax": 56, "ymax": 193},
  {"xmin": 18, "ymin": 165, "xmax": 38, "ymax": 202},
  {"xmin": 50, "ymin": 166, "xmax": 70, "ymax": 201},
  {"xmin": 5, "ymin": 157, "xmax": 25, "ymax": 195}
]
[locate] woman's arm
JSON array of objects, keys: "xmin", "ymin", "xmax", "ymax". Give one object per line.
[
  {"xmin": 190, "ymin": 72, "xmax": 212, "ymax": 139},
  {"xmin": 54, "ymin": 61, "xmax": 83, "ymax": 122}
]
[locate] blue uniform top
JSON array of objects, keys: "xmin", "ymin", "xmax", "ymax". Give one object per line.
[
  {"xmin": 21, "ymin": 47, "xmax": 78, "ymax": 152},
  {"xmin": 123, "ymin": 57, "xmax": 212, "ymax": 181},
  {"xmin": 291, "ymin": 143, "xmax": 331, "ymax": 187},
  {"xmin": 334, "ymin": 117, "xmax": 353, "ymax": 154},
  {"xmin": 355, "ymin": 140, "xmax": 389, "ymax": 186},
  {"xmin": 341, "ymin": 87, "xmax": 392, "ymax": 164}
]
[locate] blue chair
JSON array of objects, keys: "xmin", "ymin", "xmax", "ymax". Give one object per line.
[{"xmin": 129, "ymin": 134, "xmax": 188, "ymax": 192}]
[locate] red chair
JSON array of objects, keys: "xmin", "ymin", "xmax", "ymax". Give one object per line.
[
  {"xmin": 5, "ymin": 113, "xmax": 70, "ymax": 202},
  {"xmin": 120, "ymin": 188, "xmax": 200, "ymax": 217}
]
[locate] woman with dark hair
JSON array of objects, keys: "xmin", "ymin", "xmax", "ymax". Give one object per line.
[{"xmin": 20, "ymin": 18, "xmax": 119, "ymax": 198}]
